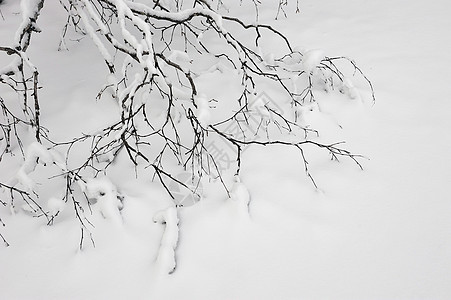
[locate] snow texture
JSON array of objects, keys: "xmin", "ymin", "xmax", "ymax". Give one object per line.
[
  {"xmin": 47, "ymin": 197, "xmax": 66, "ymax": 216},
  {"xmin": 113, "ymin": 0, "xmax": 157, "ymax": 74},
  {"xmin": 282, "ymin": 51, "xmax": 302, "ymax": 66},
  {"xmin": 168, "ymin": 50, "xmax": 192, "ymax": 63},
  {"xmin": 229, "ymin": 175, "xmax": 251, "ymax": 219},
  {"xmin": 77, "ymin": 4, "xmax": 113, "ymax": 66},
  {"xmin": 341, "ymin": 77, "xmax": 361, "ymax": 101},
  {"xmin": 16, "ymin": 0, "xmax": 43, "ymax": 46},
  {"xmin": 1, "ymin": 1, "xmax": 451, "ymax": 299},
  {"xmin": 250, "ymin": 93, "xmax": 272, "ymax": 120},
  {"xmin": 302, "ymin": 49, "xmax": 325, "ymax": 73},
  {"xmin": 85, "ymin": 177, "xmax": 123, "ymax": 225},
  {"xmin": 295, "ymin": 101, "xmax": 319, "ymax": 127},
  {"xmin": 153, "ymin": 207, "xmax": 179, "ymax": 274},
  {"xmin": 195, "ymin": 94, "xmax": 212, "ymax": 128},
  {"xmin": 11, "ymin": 142, "xmax": 53, "ymax": 192}
]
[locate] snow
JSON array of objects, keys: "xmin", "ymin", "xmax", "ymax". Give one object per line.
[
  {"xmin": 47, "ymin": 197, "xmax": 66, "ymax": 215},
  {"xmin": 340, "ymin": 76, "xmax": 361, "ymax": 101},
  {"xmin": 153, "ymin": 207, "xmax": 179, "ymax": 274},
  {"xmin": 11, "ymin": 142, "xmax": 54, "ymax": 193},
  {"xmin": 302, "ymin": 48, "xmax": 325, "ymax": 73},
  {"xmin": 84, "ymin": 177, "xmax": 123, "ymax": 225},
  {"xmin": 167, "ymin": 50, "xmax": 192, "ymax": 64},
  {"xmin": 249, "ymin": 92, "xmax": 272, "ymax": 120},
  {"xmin": 114, "ymin": 0, "xmax": 157, "ymax": 74},
  {"xmin": 228, "ymin": 175, "xmax": 251, "ymax": 219},
  {"xmin": 15, "ymin": 0, "xmax": 43, "ymax": 47},
  {"xmin": 77, "ymin": 6, "xmax": 113, "ymax": 67},
  {"xmin": 195, "ymin": 94, "xmax": 212, "ymax": 128},
  {"xmin": 1, "ymin": 0, "xmax": 451, "ymax": 299}
]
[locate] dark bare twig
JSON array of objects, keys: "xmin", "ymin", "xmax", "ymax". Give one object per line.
[{"xmin": 0, "ymin": 232, "xmax": 9, "ymax": 247}]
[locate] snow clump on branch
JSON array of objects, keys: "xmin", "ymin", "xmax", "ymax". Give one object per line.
[{"xmin": 153, "ymin": 207, "xmax": 179, "ymax": 274}]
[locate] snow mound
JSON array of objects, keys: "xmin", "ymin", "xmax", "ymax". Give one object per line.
[
  {"xmin": 84, "ymin": 177, "xmax": 123, "ymax": 225},
  {"xmin": 153, "ymin": 207, "xmax": 179, "ymax": 274},
  {"xmin": 228, "ymin": 175, "xmax": 251, "ymax": 219},
  {"xmin": 47, "ymin": 197, "xmax": 66, "ymax": 216},
  {"xmin": 302, "ymin": 49, "xmax": 325, "ymax": 73}
]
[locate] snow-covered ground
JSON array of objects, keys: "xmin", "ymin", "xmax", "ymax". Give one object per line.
[{"xmin": 1, "ymin": 0, "xmax": 451, "ymax": 299}]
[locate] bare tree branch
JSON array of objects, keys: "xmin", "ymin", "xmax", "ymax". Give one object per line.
[{"xmin": 0, "ymin": 0, "xmax": 375, "ymax": 246}]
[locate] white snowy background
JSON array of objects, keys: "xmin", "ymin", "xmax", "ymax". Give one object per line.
[{"xmin": 1, "ymin": 0, "xmax": 451, "ymax": 299}]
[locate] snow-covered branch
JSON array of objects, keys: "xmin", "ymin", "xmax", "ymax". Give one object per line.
[
  {"xmin": 153, "ymin": 207, "xmax": 179, "ymax": 274},
  {"xmin": 45, "ymin": 0, "xmax": 374, "ymax": 210},
  {"xmin": 0, "ymin": 0, "xmax": 375, "ymax": 250},
  {"xmin": 0, "ymin": 0, "xmax": 45, "ymax": 152}
]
